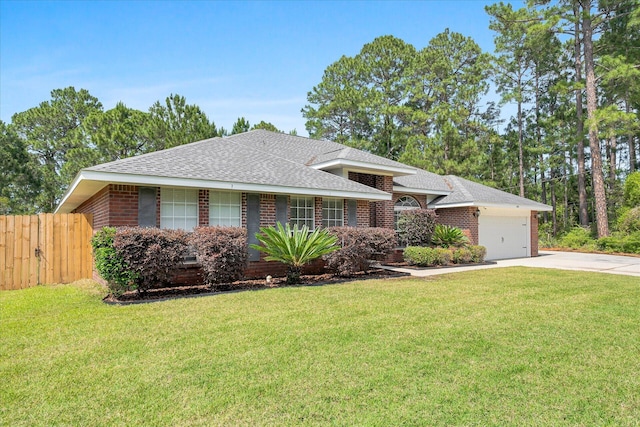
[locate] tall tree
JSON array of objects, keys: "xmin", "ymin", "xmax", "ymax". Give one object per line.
[
  {"xmin": 400, "ymin": 29, "xmax": 492, "ymax": 177},
  {"xmin": 11, "ymin": 87, "xmax": 103, "ymax": 212},
  {"xmin": 82, "ymin": 102, "xmax": 153, "ymax": 163},
  {"xmin": 251, "ymin": 121, "xmax": 280, "ymax": 132},
  {"xmin": 487, "ymin": 3, "xmax": 539, "ymax": 198},
  {"xmin": 147, "ymin": 94, "xmax": 219, "ymax": 150},
  {"xmin": 303, "ymin": 36, "xmax": 415, "ymax": 158},
  {"xmin": 0, "ymin": 121, "xmax": 41, "ymax": 214},
  {"xmin": 357, "ymin": 35, "xmax": 416, "ymax": 159},
  {"xmin": 302, "ymin": 55, "xmax": 372, "ymax": 147},
  {"xmin": 231, "ymin": 117, "xmax": 250, "ymax": 134}
]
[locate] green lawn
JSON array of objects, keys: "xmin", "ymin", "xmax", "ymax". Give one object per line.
[{"xmin": 1, "ymin": 267, "xmax": 639, "ymax": 426}]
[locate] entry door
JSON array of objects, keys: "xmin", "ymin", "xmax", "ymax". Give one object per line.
[{"xmin": 479, "ymin": 215, "xmax": 529, "ymax": 260}]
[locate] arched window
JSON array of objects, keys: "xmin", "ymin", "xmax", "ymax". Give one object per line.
[{"xmin": 394, "ymin": 195, "xmax": 420, "ymax": 230}]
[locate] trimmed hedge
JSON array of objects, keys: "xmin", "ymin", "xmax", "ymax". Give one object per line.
[
  {"xmin": 324, "ymin": 227, "xmax": 397, "ymax": 276},
  {"xmin": 404, "ymin": 245, "xmax": 486, "ymax": 267},
  {"xmin": 190, "ymin": 227, "xmax": 248, "ymax": 288},
  {"xmin": 113, "ymin": 227, "xmax": 189, "ymax": 292}
]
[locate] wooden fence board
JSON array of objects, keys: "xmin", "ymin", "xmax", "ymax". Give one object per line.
[
  {"xmin": 5, "ymin": 216, "xmax": 15, "ymax": 289},
  {"xmin": 0, "ymin": 213, "xmax": 93, "ymax": 290},
  {"xmin": 0, "ymin": 216, "xmax": 7, "ymax": 289},
  {"xmin": 29, "ymin": 215, "xmax": 39, "ymax": 286}
]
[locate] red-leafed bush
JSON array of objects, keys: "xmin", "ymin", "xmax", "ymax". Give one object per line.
[
  {"xmin": 113, "ymin": 227, "xmax": 189, "ymax": 292},
  {"xmin": 189, "ymin": 227, "xmax": 248, "ymax": 288},
  {"xmin": 324, "ymin": 227, "xmax": 397, "ymax": 276},
  {"xmin": 397, "ymin": 209, "xmax": 438, "ymax": 246}
]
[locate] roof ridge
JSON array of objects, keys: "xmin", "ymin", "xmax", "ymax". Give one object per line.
[{"xmin": 444, "ymin": 175, "xmax": 474, "ymax": 202}]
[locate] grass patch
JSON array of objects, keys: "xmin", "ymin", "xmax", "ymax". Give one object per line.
[{"xmin": 2, "ymin": 267, "xmax": 640, "ymax": 425}]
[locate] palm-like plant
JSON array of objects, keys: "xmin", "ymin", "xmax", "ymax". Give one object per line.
[
  {"xmin": 431, "ymin": 224, "xmax": 469, "ymax": 248},
  {"xmin": 251, "ymin": 223, "xmax": 339, "ymax": 284}
]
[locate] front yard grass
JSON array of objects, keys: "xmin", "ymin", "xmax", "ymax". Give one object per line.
[{"xmin": 1, "ymin": 267, "xmax": 639, "ymax": 426}]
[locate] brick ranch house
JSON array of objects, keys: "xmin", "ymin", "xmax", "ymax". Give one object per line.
[{"xmin": 56, "ymin": 129, "xmax": 551, "ymax": 279}]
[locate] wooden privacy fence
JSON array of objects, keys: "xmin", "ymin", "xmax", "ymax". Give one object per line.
[{"xmin": 0, "ymin": 214, "xmax": 93, "ymax": 290}]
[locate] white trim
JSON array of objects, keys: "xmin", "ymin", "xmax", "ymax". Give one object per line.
[
  {"xmin": 310, "ymin": 159, "xmax": 416, "ymax": 177},
  {"xmin": 393, "ymin": 186, "xmax": 450, "ymax": 196},
  {"xmin": 428, "ymin": 201, "xmax": 552, "ymax": 211},
  {"xmin": 56, "ymin": 169, "xmax": 392, "ymax": 213}
]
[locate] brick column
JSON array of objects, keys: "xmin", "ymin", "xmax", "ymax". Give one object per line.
[{"xmin": 531, "ymin": 211, "xmax": 539, "ymax": 256}]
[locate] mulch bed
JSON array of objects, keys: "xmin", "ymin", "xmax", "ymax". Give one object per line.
[{"xmin": 104, "ymin": 268, "xmax": 410, "ymax": 304}]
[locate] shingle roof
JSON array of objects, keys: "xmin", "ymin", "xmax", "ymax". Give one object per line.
[
  {"xmin": 430, "ymin": 175, "xmax": 552, "ymax": 210},
  {"xmin": 393, "ymin": 169, "xmax": 450, "ymax": 193},
  {"xmin": 226, "ymin": 130, "xmax": 415, "ymax": 171},
  {"xmin": 85, "ymin": 134, "xmax": 387, "ymax": 196}
]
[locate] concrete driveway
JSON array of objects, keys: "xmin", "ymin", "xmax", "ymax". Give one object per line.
[{"xmin": 384, "ymin": 250, "xmax": 640, "ymax": 278}]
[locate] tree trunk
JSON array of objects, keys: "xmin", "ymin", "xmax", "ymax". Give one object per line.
[
  {"xmin": 583, "ymin": 3, "xmax": 609, "ymax": 237},
  {"xmin": 535, "ymin": 73, "xmax": 548, "ymax": 222},
  {"xmin": 626, "ymin": 98, "xmax": 636, "ymax": 172},
  {"xmin": 608, "ymin": 135, "xmax": 617, "ymax": 192},
  {"xmin": 517, "ymin": 84, "xmax": 525, "ymax": 198},
  {"xmin": 574, "ymin": 6, "xmax": 589, "ymax": 227}
]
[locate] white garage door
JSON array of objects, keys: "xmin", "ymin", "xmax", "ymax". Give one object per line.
[{"xmin": 479, "ymin": 214, "xmax": 529, "ymax": 260}]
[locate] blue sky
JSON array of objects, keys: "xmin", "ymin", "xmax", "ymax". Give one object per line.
[{"xmin": 1, "ymin": 0, "xmax": 521, "ymax": 135}]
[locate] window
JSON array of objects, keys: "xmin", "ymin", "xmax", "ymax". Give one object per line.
[
  {"xmin": 322, "ymin": 198, "xmax": 344, "ymax": 227},
  {"xmin": 209, "ymin": 191, "xmax": 241, "ymax": 227},
  {"xmin": 161, "ymin": 188, "xmax": 198, "ymax": 230},
  {"xmin": 394, "ymin": 195, "xmax": 420, "ymax": 230},
  {"xmin": 290, "ymin": 196, "xmax": 315, "ymax": 229}
]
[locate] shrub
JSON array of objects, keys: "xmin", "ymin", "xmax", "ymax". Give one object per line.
[
  {"xmin": 434, "ymin": 248, "xmax": 452, "ymax": 265},
  {"xmin": 617, "ymin": 206, "xmax": 640, "ymax": 234},
  {"xmin": 431, "ymin": 225, "xmax": 469, "ymax": 248},
  {"xmin": 558, "ymin": 226, "xmax": 596, "ymax": 250},
  {"xmin": 452, "ymin": 247, "xmax": 473, "ymax": 264},
  {"xmin": 404, "ymin": 246, "xmax": 450, "ymax": 266},
  {"xmin": 468, "ymin": 245, "xmax": 487, "ymax": 263},
  {"xmin": 397, "ymin": 209, "xmax": 438, "ymax": 246},
  {"xmin": 404, "ymin": 246, "xmax": 438, "ymax": 266},
  {"xmin": 324, "ymin": 227, "xmax": 397, "ymax": 276},
  {"xmin": 113, "ymin": 227, "xmax": 189, "ymax": 292},
  {"xmin": 189, "ymin": 227, "xmax": 248, "ymax": 289},
  {"xmin": 91, "ymin": 227, "xmax": 138, "ymax": 297},
  {"xmin": 251, "ymin": 223, "xmax": 338, "ymax": 284},
  {"xmin": 597, "ymin": 231, "xmax": 640, "ymax": 254},
  {"xmin": 623, "ymin": 171, "xmax": 640, "ymax": 207}
]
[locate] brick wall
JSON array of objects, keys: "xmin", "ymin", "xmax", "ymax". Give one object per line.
[
  {"xmin": 374, "ymin": 175, "xmax": 394, "ymax": 229},
  {"xmin": 199, "ymin": 190, "xmax": 209, "ymax": 227},
  {"xmin": 107, "ymin": 185, "xmax": 139, "ymax": 227},
  {"xmin": 314, "ymin": 197, "xmax": 323, "ymax": 228},
  {"xmin": 531, "ymin": 211, "xmax": 539, "ymax": 257},
  {"xmin": 357, "ymin": 200, "xmax": 370, "ymax": 227},
  {"xmin": 259, "ymin": 194, "xmax": 276, "ymax": 226},
  {"xmin": 74, "ymin": 186, "xmax": 110, "ymax": 229},
  {"xmin": 436, "ymin": 206, "xmax": 479, "ymax": 245}
]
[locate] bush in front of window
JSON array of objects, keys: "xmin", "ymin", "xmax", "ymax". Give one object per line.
[
  {"xmin": 91, "ymin": 227, "xmax": 139, "ymax": 297},
  {"xmin": 324, "ymin": 227, "xmax": 397, "ymax": 276},
  {"xmin": 397, "ymin": 209, "xmax": 438, "ymax": 246},
  {"xmin": 113, "ymin": 227, "xmax": 189, "ymax": 293},
  {"xmin": 189, "ymin": 227, "xmax": 248, "ymax": 289}
]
